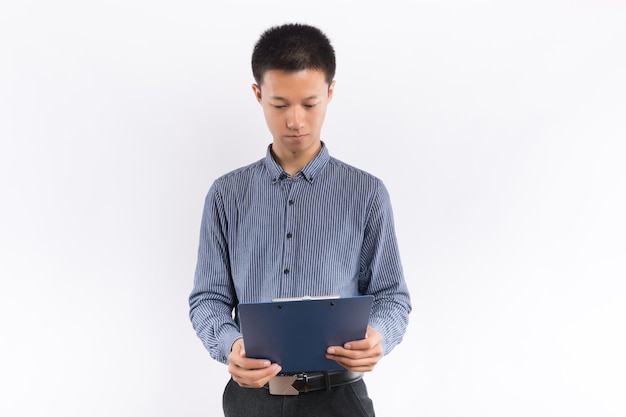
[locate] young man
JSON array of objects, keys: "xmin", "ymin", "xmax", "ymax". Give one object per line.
[{"xmin": 189, "ymin": 23, "xmax": 411, "ymax": 416}]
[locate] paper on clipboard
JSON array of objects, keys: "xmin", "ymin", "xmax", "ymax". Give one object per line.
[{"xmin": 237, "ymin": 295, "xmax": 374, "ymax": 373}]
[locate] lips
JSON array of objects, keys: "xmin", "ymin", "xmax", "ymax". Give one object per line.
[{"xmin": 287, "ymin": 134, "xmax": 307, "ymax": 141}]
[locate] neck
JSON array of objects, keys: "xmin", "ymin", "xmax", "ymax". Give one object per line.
[{"xmin": 271, "ymin": 142, "xmax": 322, "ymax": 177}]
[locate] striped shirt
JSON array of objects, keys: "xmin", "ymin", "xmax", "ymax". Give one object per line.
[{"xmin": 189, "ymin": 143, "xmax": 411, "ymax": 364}]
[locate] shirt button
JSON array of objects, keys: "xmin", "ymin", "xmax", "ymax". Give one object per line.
[
  {"xmin": 283, "ymin": 268, "xmax": 290, "ymax": 274},
  {"xmin": 286, "ymin": 233, "xmax": 292, "ymax": 238},
  {"xmin": 288, "ymin": 200, "xmax": 294, "ymax": 205}
]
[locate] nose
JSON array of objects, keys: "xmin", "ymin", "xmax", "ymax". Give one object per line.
[{"xmin": 286, "ymin": 106, "xmax": 305, "ymax": 130}]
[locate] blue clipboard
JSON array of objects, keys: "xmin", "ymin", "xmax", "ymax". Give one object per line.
[{"xmin": 238, "ymin": 295, "xmax": 374, "ymax": 373}]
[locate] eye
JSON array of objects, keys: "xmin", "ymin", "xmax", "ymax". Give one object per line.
[
  {"xmin": 272, "ymin": 104, "xmax": 287, "ymax": 109},
  {"xmin": 304, "ymin": 103, "xmax": 318, "ymax": 109}
]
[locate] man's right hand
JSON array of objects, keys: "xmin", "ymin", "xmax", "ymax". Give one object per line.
[{"xmin": 228, "ymin": 338, "xmax": 282, "ymax": 388}]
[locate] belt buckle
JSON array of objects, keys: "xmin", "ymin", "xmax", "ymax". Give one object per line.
[{"xmin": 268, "ymin": 373, "xmax": 307, "ymax": 396}]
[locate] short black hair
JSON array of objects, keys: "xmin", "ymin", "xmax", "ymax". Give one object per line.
[{"xmin": 251, "ymin": 23, "xmax": 336, "ymax": 86}]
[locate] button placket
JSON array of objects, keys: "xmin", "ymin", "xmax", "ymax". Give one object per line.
[{"xmin": 282, "ymin": 187, "xmax": 297, "ymax": 286}]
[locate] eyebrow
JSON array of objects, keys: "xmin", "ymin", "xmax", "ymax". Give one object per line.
[{"xmin": 270, "ymin": 95, "xmax": 320, "ymax": 101}]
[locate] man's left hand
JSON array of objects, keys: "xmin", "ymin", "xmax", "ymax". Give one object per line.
[{"xmin": 325, "ymin": 326, "xmax": 383, "ymax": 372}]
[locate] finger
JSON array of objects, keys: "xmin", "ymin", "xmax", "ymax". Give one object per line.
[
  {"xmin": 328, "ymin": 345, "xmax": 375, "ymax": 360},
  {"xmin": 344, "ymin": 334, "xmax": 381, "ymax": 350},
  {"xmin": 238, "ymin": 358, "xmax": 274, "ymax": 370},
  {"xmin": 327, "ymin": 357, "xmax": 376, "ymax": 372},
  {"xmin": 327, "ymin": 353, "xmax": 380, "ymax": 371},
  {"xmin": 231, "ymin": 363, "xmax": 282, "ymax": 388}
]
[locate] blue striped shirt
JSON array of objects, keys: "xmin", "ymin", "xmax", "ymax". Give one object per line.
[{"xmin": 189, "ymin": 143, "xmax": 411, "ymax": 364}]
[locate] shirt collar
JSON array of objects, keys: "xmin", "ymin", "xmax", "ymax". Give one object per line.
[{"xmin": 265, "ymin": 141, "xmax": 330, "ymax": 184}]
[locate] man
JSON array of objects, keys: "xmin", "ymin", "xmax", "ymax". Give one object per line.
[{"xmin": 189, "ymin": 23, "xmax": 411, "ymax": 416}]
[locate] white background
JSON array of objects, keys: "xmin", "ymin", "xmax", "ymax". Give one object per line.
[{"xmin": 1, "ymin": 1, "xmax": 625, "ymax": 416}]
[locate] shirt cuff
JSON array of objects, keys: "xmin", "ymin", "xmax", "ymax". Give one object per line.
[{"xmin": 219, "ymin": 330, "xmax": 244, "ymax": 364}]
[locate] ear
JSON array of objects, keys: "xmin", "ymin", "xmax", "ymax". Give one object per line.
[
  {"xmin": 327, "ymin": 80, "xmax": 335, "ymax": 101},
  {"xmin": 252, "ymin": 84, "xmax": 262, "ymax": 104}
]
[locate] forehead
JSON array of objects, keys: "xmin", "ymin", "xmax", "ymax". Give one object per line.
[{"xmin": 260, "ymin": 69, "xmax": 329, "ymax": 99}]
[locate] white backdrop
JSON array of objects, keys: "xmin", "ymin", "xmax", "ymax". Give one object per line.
[{"xmin": 1, "ymin": 1, "xmax": 625, "ymax": 416}]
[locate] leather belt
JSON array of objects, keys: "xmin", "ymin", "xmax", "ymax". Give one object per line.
[{"xmin": 266, "ymin": 371, "xmax": 363, "ymax": 395}]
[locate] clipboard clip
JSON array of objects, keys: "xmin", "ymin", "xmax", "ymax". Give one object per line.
[{"xmin": 271, "ymin": 294, "xmax": 340, "ymax": 302}]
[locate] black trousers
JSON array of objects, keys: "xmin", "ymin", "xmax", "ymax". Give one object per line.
[{"xmin": 222, "ymin": 377, "xmax": 375, "ymax": 417}]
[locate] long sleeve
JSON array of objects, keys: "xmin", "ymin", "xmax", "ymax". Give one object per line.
[
  {"xmin": 359, "ymin": 181, "xmax": 412, "ymax": 355},
  {"xmin": 189, "ymin": 184, "xmax": 242, "ymax": 364}
]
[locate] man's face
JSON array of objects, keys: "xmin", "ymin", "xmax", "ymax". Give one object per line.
[{"xmin": 253, "ymin": 69, "xmax": 334, "ymax": 158}]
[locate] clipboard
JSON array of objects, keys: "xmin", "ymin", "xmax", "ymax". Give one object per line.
[{"xmin": 238, "ymin": 295, "xmax": 374, "ymax": 373}]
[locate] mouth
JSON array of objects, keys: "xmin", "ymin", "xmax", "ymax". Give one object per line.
[{"xmin": 286, "ymin": 134, "xmax": 307, "ymax": 141}]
